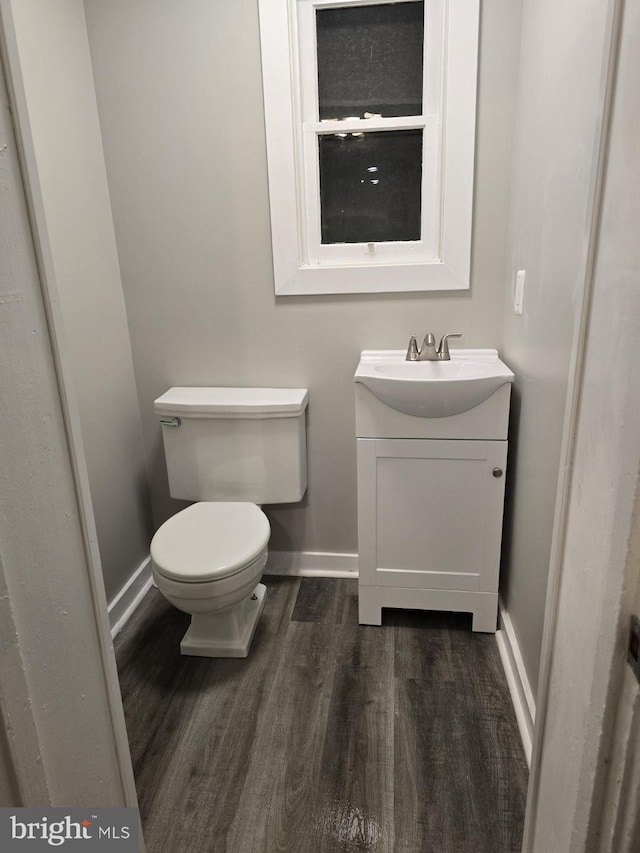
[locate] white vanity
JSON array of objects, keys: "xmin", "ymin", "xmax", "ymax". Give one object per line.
[{"xmin": 355, "ymin": 349, "xmax": 514, "ymax": 632}]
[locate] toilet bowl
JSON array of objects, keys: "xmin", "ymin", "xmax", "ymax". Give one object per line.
[
  {"xmin": 152, "ymin": 386, "xmax": 308, "ymax": 658},
  {"xmin": 151, "ymin": 502, "xmax": 270, "ymax": 657}
]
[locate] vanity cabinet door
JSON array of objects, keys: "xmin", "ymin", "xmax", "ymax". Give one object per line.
[{"xmin": 357, "ymin": 438, "xmax": 508, "ymax": 593}]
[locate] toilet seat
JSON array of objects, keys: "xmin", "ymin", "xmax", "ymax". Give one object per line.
[{"xmin": 150, "ymin": 502, "xmax": 270, "ymax": 583}]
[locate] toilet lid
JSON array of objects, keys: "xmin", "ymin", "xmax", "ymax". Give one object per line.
[{"xmin": 150, "ymin": 502, "xmax": 270, "ymax": 583}]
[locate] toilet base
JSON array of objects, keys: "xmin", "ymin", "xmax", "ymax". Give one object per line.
[{"xmin": 180, "ymin": 583, "xmax": 267, "ymax": 658}]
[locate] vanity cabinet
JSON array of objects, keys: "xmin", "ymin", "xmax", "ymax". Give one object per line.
[{"xmin": 356, "ymin": 377, "xmax": 511, "ymax": 633}]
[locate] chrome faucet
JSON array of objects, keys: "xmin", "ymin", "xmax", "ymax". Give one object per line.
[
  {"xmin": 405, "ymin": 332, "xmax": 462, "ymax": 361},
  {"xmin": 418, "ymin": 333, "xmax": 438, "ymax": 361}
]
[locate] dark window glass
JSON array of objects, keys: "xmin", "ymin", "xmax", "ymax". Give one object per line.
[
  {"xmin": 319, "ymin": 129, "xmax": 423, "ymax": 244},
  {"xmin": 316, "ymin": 2, "xmax": 424, "ymax": 120}
]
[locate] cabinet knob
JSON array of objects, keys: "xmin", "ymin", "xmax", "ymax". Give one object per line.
[{"xmin": 492, "ymin": 467, "xmax": 503, "ymax": 478}]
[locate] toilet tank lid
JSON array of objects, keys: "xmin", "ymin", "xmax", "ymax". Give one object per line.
[{"xmin": 154, "ymin": 387, "xmax": 309, "ymax": 418}]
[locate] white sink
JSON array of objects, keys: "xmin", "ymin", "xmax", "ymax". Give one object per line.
[{"xmin": 355, "ymin": 349, "xmax": 514, "ymax": 418}]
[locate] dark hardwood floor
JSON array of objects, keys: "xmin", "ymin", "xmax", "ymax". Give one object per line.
[{"xmin": 115, "ymin": 576, "xmax": 528, "ymax": 852}]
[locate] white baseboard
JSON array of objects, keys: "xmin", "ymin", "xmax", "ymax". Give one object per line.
[
  {"xmin": 108, "ymin": 556, "xmax": 154, "ymax": 639},
  {"xmin": 496, "ymin": 598, "xmax": 536, "ymax": 766},
  {"xmin": 266, "ymin": 550, "xmax": 358, "ymax": 578}
]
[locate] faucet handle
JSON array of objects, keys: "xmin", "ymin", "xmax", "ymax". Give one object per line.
[
  {"xmin": 437, "ymin": 332, "xmax": 462, "ymax": 360},
  {"xmin": 405, "ymin": 335, "xmax": 419, "ymax": 361}
]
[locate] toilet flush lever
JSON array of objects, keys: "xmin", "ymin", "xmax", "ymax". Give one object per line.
[{"xmin": 160, "ymin": 417, "xmax": 181, "ymax": 428}]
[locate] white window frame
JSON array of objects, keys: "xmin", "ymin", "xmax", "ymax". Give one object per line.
[{"xmin": 258, "ymin": 0, "xmax": 479, "ymax": 295}]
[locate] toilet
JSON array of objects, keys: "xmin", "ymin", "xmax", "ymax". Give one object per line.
[{"xmin": 150, "ymin": 386, "xmax": 308, "ymax": 658}]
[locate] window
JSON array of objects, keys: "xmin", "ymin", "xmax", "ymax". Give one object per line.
[{"xmin": 258, "ymin": 0, "xmax": 479, "ymax": 295}]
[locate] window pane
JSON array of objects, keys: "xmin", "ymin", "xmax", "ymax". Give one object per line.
[
  {"xmin": 316, "ymin": 2, "xmax": 424, "ymax": 120},
  {"xmin": 319, "ymin": 129, "xmax": 423, "ymax": 244}
]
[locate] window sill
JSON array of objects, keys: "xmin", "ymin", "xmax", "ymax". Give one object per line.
[{"xmin": 273, "ymin": 259, "xmax": 471, "ymax": 296}]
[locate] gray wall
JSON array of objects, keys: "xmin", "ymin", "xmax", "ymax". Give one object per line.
[
  {"xmin": 11, "ymin": 0, "xmax": 153, "ymax": 601},
  {"xmin": 499, "ymin": 0, "xmax": 616, "ymax": 696},
  {"xmin": 83, "ymin": 0, "xmax": 523, "ymax": 552}
]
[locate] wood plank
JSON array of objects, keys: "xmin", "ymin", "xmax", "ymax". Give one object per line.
[
  {"xmin": 312, "ymin": 588, "xmax": 396, "ymax": 852},
  {"xmin": 393, "ymin": 613, "xmax": 527, "ymax": 853},
  {"xmin": 332, "ymin": 582, "xmax": 393, "ymax": 670},
  {"xmin": 389, "ymin": 608, "xmax": 471, "ymax": 682},
  {"xmin": 225, "ymin": 619, "xmax": 338, "ymax": 852},
  {"xmin": 290, "ymin": 575, "xmax": 348, "ymax": 623},
  {"xmin": 225, "ymin": 579, "xmax": 362, "ymax": 850},
  {"xmin": 313, "ymin": 662, "xmax": 395, "ymax": 852}
]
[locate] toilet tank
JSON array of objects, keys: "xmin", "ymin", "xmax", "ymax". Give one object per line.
[{"xmin": 154, "ymin": 387, "xmax": 308, "ymax": 504}]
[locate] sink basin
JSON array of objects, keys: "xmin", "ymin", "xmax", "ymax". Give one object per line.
[{"xmin": 355, "ymin": 349, "xmax": 514, "ymax": 418}]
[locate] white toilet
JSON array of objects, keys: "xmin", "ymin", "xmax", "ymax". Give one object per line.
[{"xmin": 150, "ymin": 387, "xmax": 308, "ymax": 658}]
